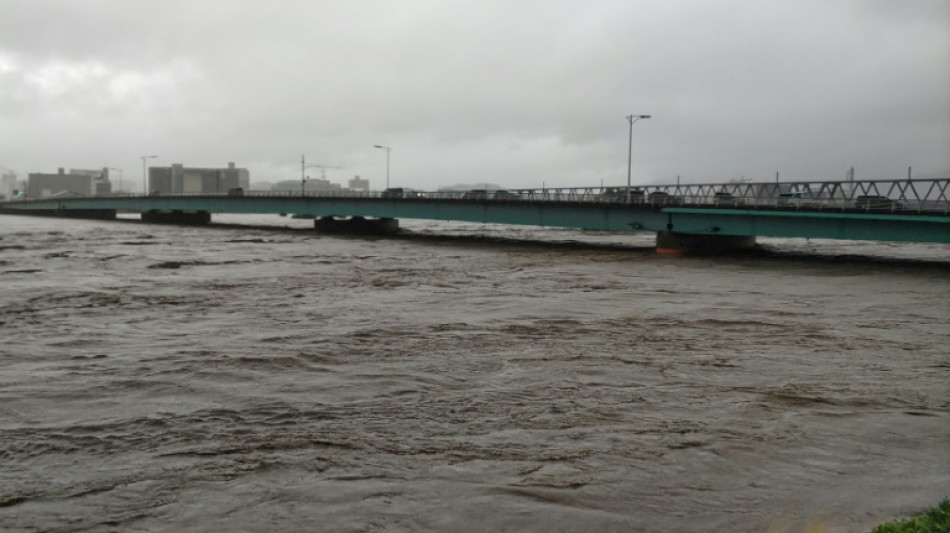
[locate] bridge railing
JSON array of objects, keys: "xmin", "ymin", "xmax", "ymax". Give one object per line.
[
  {"xmin": 502, "ymin": 178, "xmax": 949, "ymax": 213},
  {"xmin": 4, "ymin": 178, "xmax": 948, "ymax": 214}
]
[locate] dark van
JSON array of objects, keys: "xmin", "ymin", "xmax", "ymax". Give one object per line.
[
  {"xmin": 492, "ymin": 190, "xmax": 519, "ymax": 200},
  {"xmin": 382, "ymin": 188, "xmax": 423, "ymax": 199}
]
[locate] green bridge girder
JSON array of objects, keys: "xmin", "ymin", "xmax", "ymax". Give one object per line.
[{"xmin": 1, "ymin": 195, "xmax": 948, "ymax": 244}]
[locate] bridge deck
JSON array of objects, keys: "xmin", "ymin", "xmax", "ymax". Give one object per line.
[{"xmin": 2, "ymin": 178, "xmax": 948, "ymax": 244}]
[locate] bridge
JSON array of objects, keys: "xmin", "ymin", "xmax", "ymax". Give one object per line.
[{"xmin": 2, "ymin": 178, "xmax": 948, "ymax": 253}]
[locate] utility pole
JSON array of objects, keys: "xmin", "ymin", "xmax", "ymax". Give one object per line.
[{"xmin": 300, "ymin": 154, "xmax": 322, "ymax": 195}]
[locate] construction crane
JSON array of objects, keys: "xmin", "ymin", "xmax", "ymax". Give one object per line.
[
  {"xmin": 300, "ymin": 155, "xmax": 342, "ymax": 194},
  {"xmin": 310, "ymin": 164, "xmax": 341, "ymax": 180}
]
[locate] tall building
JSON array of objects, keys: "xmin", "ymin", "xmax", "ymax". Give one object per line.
[
  {"xmin": 148, "ymin": 162, "xmax": 250, "ymax": 194},
  {"xmin": 1, "ymin": 172, "xmax": 17, "ymax": 199}
]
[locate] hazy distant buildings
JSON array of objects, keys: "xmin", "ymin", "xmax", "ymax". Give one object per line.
[
  {"xmin": 26, "ymin": 168, "xmax": 112, "ymax": 198},
  {"xmin": 148, "ymin": 162, "xmax": 250, "ymax": 194},
  {"xmin": 71, "ymin": 168, "xmax": 113, "ymax": 196},
  {"xmin": 249, "ymin": 181, "xmax": 274, "ymax": 191},
  {"xmin": 250, "ymin": 176, "xmax": 368, "ymax": 193},
  {"xmin": 348, "ymin": 176, "xmax": 369, "ymax": 192},
  {"xmin": 271, "ymin": 177, "xmax": 342, "ymax": 193}
]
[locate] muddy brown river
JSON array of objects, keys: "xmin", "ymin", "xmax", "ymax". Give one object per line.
[{"xmin": 0, "ymin": 214, "xmax": 947, "ymax": 532}]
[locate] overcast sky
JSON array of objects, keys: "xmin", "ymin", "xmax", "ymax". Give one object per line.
[{"xmin": 1, "ymin": 0, "xmax": 947, "ymax": 191}]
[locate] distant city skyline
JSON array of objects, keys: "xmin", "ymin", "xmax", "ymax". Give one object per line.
[{"xmin": 0, "ymin": 1, "xmax": 947, "ymax": 190}]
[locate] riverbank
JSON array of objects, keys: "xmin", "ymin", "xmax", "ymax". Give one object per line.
[{"xmin": 873, "ymin": 499, "xmax": 949, "ymax": 533}]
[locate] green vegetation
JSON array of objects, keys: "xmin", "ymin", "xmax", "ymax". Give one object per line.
[{"xmin": 872, "ymin": 499, "xmax": 950, "ymax": 533}]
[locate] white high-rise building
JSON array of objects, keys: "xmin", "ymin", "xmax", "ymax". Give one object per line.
[{"xmin": 1, "ymin": 172, "xmax": 17, "ymax": 199}]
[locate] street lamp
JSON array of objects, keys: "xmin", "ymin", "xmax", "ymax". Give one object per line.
[
  {"xmin": 374, "ymin": 145, "xmax": 391, "ymax": 189},
  {"xmin": 141, "ymin": 155, "xmax": 157, "ymax": 194},
  {"xmin": 625, "ymin": 115, "xmax": 651, "ymax": 202},
  {"xmin": 108, "ymin": 167, "xmax": 123, "ymax": 194}
]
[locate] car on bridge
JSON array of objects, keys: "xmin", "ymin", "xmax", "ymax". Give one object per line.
[
  {"xmin": 492, "ymin": 189, "xmax": 520, "ymax": 200},
  {"xmin": 602, "ymin": 187, "xmax": 645, "ymax": 202},
  {"xmin": 382, "ymin": 188, "xmax": 424, "ymax": 199},
  {"xmin": 713, "ymin": 191, "xmax": 745, "ymax": 206},
  {"xmin": 647, "ymin": 191, "xmax": 683, "ymax": 205},
  {"xmin": 778, "ymin": 192, "xmax": 823, "ymax": 208},
  {"xmin": 777, "ymin": 192, "xmax": 801, "ymax": 205},
  {"xmin": 855, "ymin": 195, "xmax": 902, "ymax": 210},
  {"xmin": 461, "ymin": 189, "xmax": 520, "ymax": 200},
  {"xmin": 462, "ymin": 189, "xmax": 489, "ymax": 200}
]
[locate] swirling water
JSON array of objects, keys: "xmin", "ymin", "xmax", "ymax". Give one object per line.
[{"xmin": 0, "ymin": 214, "xmax": 947, "ymax": 533}]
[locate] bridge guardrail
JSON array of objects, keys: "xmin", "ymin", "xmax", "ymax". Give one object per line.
[{"xmin": 3, "ymin": 178, "xmax": 948, "ymax": 214}]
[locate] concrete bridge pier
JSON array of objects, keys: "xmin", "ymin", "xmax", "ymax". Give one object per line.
[
  {"xmin": 656, "ymin": 231, "xmax": 757, "ymax": 255},
  {"xmin": 314, "ymin": 216, "xmax": 399, "ymax": 235},
  {"xmin": 141, "ymin": 210, "xmax": 211, "ymax": 225}
]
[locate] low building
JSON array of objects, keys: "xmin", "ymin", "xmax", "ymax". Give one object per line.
[
  {"xmin": 271, "ymin": 177, "xmax": 342, "ymax": 193},
  {"xmin": 27, "ymin": 168, "xmax": 97, "ymax": 198},
  {"xmin": 148, "ymin": 162, "xmax": 250, "ymax": 194},
  {"xmin": 25, "ymin": 168, "xmax": 114, "ymax": 198}
]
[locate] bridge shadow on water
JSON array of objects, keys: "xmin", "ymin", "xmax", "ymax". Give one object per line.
[
  {"xmin": 758, "ymin": 248, "xmax": 950, "ymax": 270},
  {"xmin": 115, "ymin": 216, "xmax": 950, "ymax": 271}
]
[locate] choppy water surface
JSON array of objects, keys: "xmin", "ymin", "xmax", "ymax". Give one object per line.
[{"xmin": 0, "ymin": 214, "xmax": 947, "ymax": 533}]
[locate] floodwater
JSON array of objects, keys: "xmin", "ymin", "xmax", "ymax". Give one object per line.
[{"xmin": 0, "ymin": 213, "xmax": 947, "ymax": 533}]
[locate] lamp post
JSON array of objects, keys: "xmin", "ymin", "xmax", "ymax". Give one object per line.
[
  {"xmin": 625, "ymin": 115, "xmax": 650, "ymax": 202},
  {"xmin": 374, "ymin": 145, "xmax": 391, "ymax": 189},
  {"xmin": 108, "ymin": 167, "xmax": 123, "ymax": 194},
  {"xmin": 141, "ymin": 155, "xmax": 157, "ymax": 194}
]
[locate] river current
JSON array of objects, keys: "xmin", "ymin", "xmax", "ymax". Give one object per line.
[{"xmin": 0, "ymin": 214, "xmax": 947, "ymax": 533}]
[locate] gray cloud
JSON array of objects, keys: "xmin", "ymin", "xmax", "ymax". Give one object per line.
[{"xmin": 1, "ymin": 0, "xmax": 947, "ymax": 190}]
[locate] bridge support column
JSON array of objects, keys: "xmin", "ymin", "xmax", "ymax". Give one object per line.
[
  {"xmin": 141, "ymin": 210, "xmax": 211, "ymax": 225},
  {"xmin": 314, "ymin": 216, "xmax": 399, "ymax": 235},
  {"xmin": 656, "ymin": 231, "xmax": 757, "ymax": 255}
]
